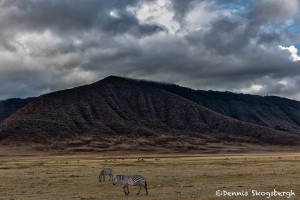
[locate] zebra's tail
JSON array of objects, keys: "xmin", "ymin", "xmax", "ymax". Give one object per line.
[{"xmin": 145, "ymin": 180, "xmax": 148, "ymax": 195}]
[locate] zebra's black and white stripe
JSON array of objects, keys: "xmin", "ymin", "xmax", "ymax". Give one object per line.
[
  {"xmin": 99, "ymin": 168, "xmax": 113, "ymax": 182},
  {"xmin": 112, "ymin": 175, "xmax": 148, "ymax": 195}
]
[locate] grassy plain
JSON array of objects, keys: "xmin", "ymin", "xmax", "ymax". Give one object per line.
[{"xmin": 0, "ymin": 153, "xmax": 299, "ymax": 200}]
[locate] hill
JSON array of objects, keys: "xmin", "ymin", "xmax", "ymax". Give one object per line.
[
  {"xmin": 152, "ymin": 84, "xmax": 300, "ymax": 134},
  {"xmin": 2, "ymin": 79, "xmax": 300, "ymax": 135},
  {"xmin": 0, "ymin": 76, "xmax": 299, "ymax": 153}
]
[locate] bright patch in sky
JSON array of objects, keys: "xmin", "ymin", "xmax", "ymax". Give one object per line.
[
  {"xmin": 278, "ymin": 45, "xmax": 300, "ymax": 62},
  {"xmin": 279, "ymin": 80, "xmax": 288, "ymax": 86},
  {"xmin": 239, "ymin": 84, "xmax": 264, "ymax": 94},
  {"xmin": 109, "ymin": 10, "xmax": 120, "ymax": 18},
  {"xmin": 131, "ymin": 0, "xmax": 179, "ymax": 33}
]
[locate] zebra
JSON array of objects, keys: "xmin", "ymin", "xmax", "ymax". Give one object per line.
[
  {"xmin": 112, "ymin": 175, "xmax": 148, "ymax": 195},
  {"xmin": 99, "ymin": 168, "xmax": 113, "ymax": 182}
]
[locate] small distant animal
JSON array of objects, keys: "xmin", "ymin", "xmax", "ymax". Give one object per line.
[
  {"xmin": 112, "ymin": 175, "xmax": 148, "ymax": 195},
  {"xmin": 99, "ymin": 168, "xmax": 113, "ymax": 182}
]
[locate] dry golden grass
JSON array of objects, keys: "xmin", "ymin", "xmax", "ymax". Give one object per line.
[{"xmin": 0, "ymin": 153, "xmax": 299, "ymax": 200}]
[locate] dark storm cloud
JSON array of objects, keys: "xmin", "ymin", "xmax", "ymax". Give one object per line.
[
  {"xmin": 0, "ymin": 0, "xmax": 164, "ymax": 38},
  {"xmin": 96, "ymin": 9, "xmax": 165, "ymax": 37},
  {"xmin": 0, "ymin": 0, "xmax": 167, "ymax": 100},
  {"xmin": 199, "ymin": 18, "xmax": 249, "ymax": 55},
  {"xmin": 248, "ymin": 0, "xmax": 298, "ymax": 25},
  {"xmin": 0, "ymin": 0, "xmax": 300, "ymax": 100},
  {"xmin": 177, "ymin": 0, "xmax": 300, "ymax": 92},
  {"xmin": 257, "ymin": 33, "xmax": 281, "ymax": 45},
  {"xmin": 171, "ymin": 0, "xmax": 196, "ymax": 22}
]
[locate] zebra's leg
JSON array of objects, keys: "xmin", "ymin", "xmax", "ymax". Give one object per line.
[
  {"xmin": 137, "ymin": 186, "xmax": 142, "ymax": 195},
  {"xmin": 145, "ymin": 181, "xmax": 148, "ymax": 195},
  {"xmin": 123, "ymin": 185, "xmax": 127, "ymax": 195},
  {"xmin": 126, "ymin": 185, "xmax": 129, "ymax": 195}
]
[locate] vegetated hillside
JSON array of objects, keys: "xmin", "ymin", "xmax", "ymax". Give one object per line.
[
  {"xmin": 0, "ymin": 98, "xmax": 35, "ymax": 122},
  {"xmin": 0, "ymin": 76, "xmax": 299, "ymax": 152},
  {"xmin": 1, "ymin": 78, "xmax": 300, "ymax": 135},
  {"xmin": 150, "ymin": 83, "xmax": 300, "ymax": 134}
]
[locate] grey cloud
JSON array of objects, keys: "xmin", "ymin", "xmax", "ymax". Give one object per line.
[
  {"xmin": 96, "ymin": 9, "xmax": 166, "ymax": 37},
  {"xmin": 200, "ymin": 18, "xmax": 249, "ymax": 55},
  {"xmin": 240, "ymin": 77, "xmax": 300, "ymax": 100},
  {"xmin": 0, "ymin": 0, "xmax": 300, "ymax": 101},
  {"xmin": 171, "ymin": 0, "xmax": 197, "ymax": 23},
  {"xmin": 249, "ymin": 0, "xmax": 300, "ymax": 26},
  {"xmin": 257, "ymin": 33, "xmax": 281, "ymax": 45},
  {"xmin": 0, "ymin": 68, "xmax": 53, "ymax": 99},
  {"xmin": 0, "ymin": 0, "xmax": 164, "ymax": 40}
]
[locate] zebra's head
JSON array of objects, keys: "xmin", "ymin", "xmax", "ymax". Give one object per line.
[
  {"xmin": 112, "ymin": 175, "xmax": 122, "ymax": 185},
  {"xmin": 99, "ymin": 175, "xmax": 104, "ymax": 182}
]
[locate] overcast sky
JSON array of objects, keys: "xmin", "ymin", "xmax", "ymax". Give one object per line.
[{"xmin": 1, "ymin": 0, "xmax": 300, "ymax": 100}]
